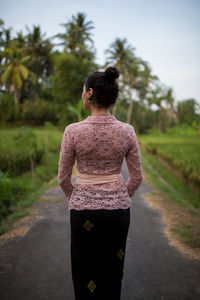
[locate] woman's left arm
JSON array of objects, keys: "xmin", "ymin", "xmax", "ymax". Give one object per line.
[{"xmin": 58, "ymin": 126, "xmax": 76, "ymax": 201}]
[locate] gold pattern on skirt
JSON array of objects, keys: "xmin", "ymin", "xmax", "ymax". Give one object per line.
[
  {"xmin": 117, "ymin": 248, "xmax": 125, "ymax": 260},
  {"xmin": 83, "ymin": 220, "xmax": 94, "ymax": 231},
  {"xmin": 87, "ymin": 280, "xmax": 96, "ymax": 292}
]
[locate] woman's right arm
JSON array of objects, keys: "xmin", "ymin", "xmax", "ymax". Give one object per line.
[{"xmin": 125, "ymin": 126, "xmax": 143, "ymax": 198}]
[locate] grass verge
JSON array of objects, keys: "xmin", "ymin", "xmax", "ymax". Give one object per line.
[
  {"xmin": 140, "ymin": 144, "xmax": 200, "ymax": 260},
  {"xmin": 0, "ymin": 152, "xmax": 60, "ymax": 236}
]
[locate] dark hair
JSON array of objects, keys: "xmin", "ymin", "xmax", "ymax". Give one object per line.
[{"xmin": 84, "ymin": 66, "xmax": 120, "ymax": 109}]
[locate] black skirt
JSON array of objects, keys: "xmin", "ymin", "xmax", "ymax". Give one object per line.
[{"xmin": 70, "ymin": 208, "xmax": 130, "ymax": 300}]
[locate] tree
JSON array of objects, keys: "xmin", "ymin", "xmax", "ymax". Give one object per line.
[
  {"xmin": 147, "ymin": 81, "xmax": 168, "ymax": 132},
  {"xmin": 53, "ymin": 53, "xmax": 91, "ymax": 108},
  {"xmin": 137, "ymin": 60, "xmax": 158, "ymax": 102},
  {"xmin": 123, "ymin": 55, "xmax": 140, "ymax": 123},
  {"xmin": 177, "ymin": 98, "xmax": 199, "ymax": 126},
  {"xmin": 164, "ymin": 87, "xmax": 177, "ymax": 126},
  {"xmin": 52, "ymin": 12, "xmax": 95, "ymax": 59},
  {"xmin": 23, "ymin": 25, "xmax": 54, "ymax": 102},
  {"xmin": 104, "ymin": 38, "xmax": 136, "ymax": 115},
  {"xmin": 0, "ymin": 19, "xmax": 13, "ymax": 66},
  {"xmin": 1, "ymin": 40, "xmax": 31, "ymax": 105}
]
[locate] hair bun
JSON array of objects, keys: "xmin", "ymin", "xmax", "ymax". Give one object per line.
[{"xmin": 104, "ymin": 66, "xmax": 120, "ymax": 82}]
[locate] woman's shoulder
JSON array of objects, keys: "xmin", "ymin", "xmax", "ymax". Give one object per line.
[
  {"xmin": 65, "ymin": 120, "xmax": 85, "ymax": 130},
  {"xmin": 116, "ymin": 120, "xmax": 136, "ymax": 133},
  {"xmin": 65, "ymin": 119, "xmax": 136, "ymax": 136}
]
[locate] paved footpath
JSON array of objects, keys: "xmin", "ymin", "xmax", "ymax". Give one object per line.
[{"xmin": 0, "ymin": 160, "xmax": 200, "ymax": 300}]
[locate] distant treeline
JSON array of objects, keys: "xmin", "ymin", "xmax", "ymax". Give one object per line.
[{"xmin": 0, "ymin": 13, "xmax": 199, "ymax": 133}]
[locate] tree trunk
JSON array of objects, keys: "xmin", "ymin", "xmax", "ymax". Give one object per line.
[
  {"xmin": 126, "ymin": 87, "xmax": 134, "ymax": 124},
  {"xmin": 14, "ymin": 88, "xmax": 19, "ymax": 105},
  {"xmin": 127, "ymin": 99, "xmax": 134, "ymax": 124},
  {"xmin": 32, "ymin": 89, "xmax": 38, "ymax": 103}
]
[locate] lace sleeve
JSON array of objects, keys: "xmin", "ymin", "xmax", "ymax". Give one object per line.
[
  {"xmin": 125, "ymin": 126, "xmax": 143, "ymax": 197},
  {"xmin": 58, "ymin": 126, "xmax": 75, "ymax": 200}
]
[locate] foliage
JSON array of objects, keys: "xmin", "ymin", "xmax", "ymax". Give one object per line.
[
  {"xmin": 0, "ymin": 91, "xmax": 15, "ymax": 122},
  {"xmin": 0, "ymin": 126, "xmax": 44, "ymax": 176},
  {"xmin": 0, "ymin": 13, "xmax": 199, "ymax": 131},
  {"xmin": 140, "ymin": 134, "xmax": 200, "ymax": 192},
  {"xmin": 19, "ymin": 98, "xmax": 59, "ymax": 125},
  {"xmin": 166, "ymin": 123, "xmax": 199, "ymax": 135},
  {"xmin": 52, "ymin": 53, "xmax": 92, "ymax": 104},
  {"xmin": 177, "ymin": 99, "xmax": 200, "ymax": 126},
  {"xmin": 0, "ymin": 126, "xmax": 62, "ymax": 224},
  {"xmin": 0, "ymin": 171, "xmax": 14, "ymax": 221}
]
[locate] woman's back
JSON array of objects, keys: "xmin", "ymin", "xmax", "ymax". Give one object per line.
[{"xmin": 58, "ymin": 114, "xmax": 143, "ymax": 211}]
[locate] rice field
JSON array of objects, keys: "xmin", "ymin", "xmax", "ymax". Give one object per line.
[{"xmin": 139, "ymin": 135, "xmax": 200, "ymax": 189}]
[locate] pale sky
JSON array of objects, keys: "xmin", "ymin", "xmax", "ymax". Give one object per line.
[{"xmin": 1, "ymin": 0, "xmax": 200, "ymax": 106}]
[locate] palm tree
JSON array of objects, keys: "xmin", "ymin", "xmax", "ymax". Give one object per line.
[
  {"xmin": 0, "ymin": 19, "xmax": 13, "ymax": 65},
  {"xmin": 104, "ymin": 38, "xmax": 136, "ymax": 115},
  {"xmin": 53, "ymin": 12, "xmax": 95, "ymax": 56},
  {"xmin": 104, "ymin": 38, "xmax": 135, "ymax": 73},
  {"xmin": 165, "ymin": 87, "xmax": 176, "ymax": 125},
  {"xmin": 14, "ymin": 30, "xmax": 26, "ymax": 49},
  {"xmin": 147, "ymin": 81, "xmax": 167, "ymax": 131},
  {"xmin": 122, "ymin": 55, "xmax": 141, "ymax": 123},
  {"xmin": 127, "ymin": 59, "xmax": 159, "ymax": 125},
  {"xmin": 23, "ymin": 25, "xmax": 54, "ymax": 101},
  {"xmin": 1, "ymin": 40, "xmax": 32, "ymax": 105},
  {"xmin": 137, "ymin": 60, "xmax": 158, "ymax": 102}
]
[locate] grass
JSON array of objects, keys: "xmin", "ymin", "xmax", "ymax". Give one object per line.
[
  {"xmin": 0, "ymin": 151, "xmax": 60, "ymax": 235},
  {"xmin": 0, "ymin": 124, "xmax": 65, "ymax": 235},
  {"xmin": 139, "ymin": 139, "xmax": 200, "ymax": 249},
  {"xmin": 139, "ymin": 134, "xmax": 200, "ymax": 190}
]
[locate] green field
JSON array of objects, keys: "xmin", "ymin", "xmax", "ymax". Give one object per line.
[
  {"xmin": 0, "ymin": 126, "xmax": 63, "ymax": 231},
  {"xmin": 139, "ymin": 133, "xmax": 200, "ymax": 249},
  {"xmin": 139, "ymin": 135, "xmax": 200, "ymax": 190}
]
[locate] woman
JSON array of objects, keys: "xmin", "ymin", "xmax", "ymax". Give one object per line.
[{"xmin": 58, "ymin": 66, "xmax": 143, "ymax": 300}]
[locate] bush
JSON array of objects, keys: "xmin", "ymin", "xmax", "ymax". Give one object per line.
[
  {"xmin": 19, "ymin": 98, "xmax": 59, "ymax": 125},
  {"xmin": 0, "ymin": 171, "xmax": 14, "ymax": 222},
  {"xmin": 147, "ymin": 128, "xmax": 163, "ymax": 135},
  {"xmin": 166, "ymin": 123, "xmax": 198, "ymax": 135},
  {"xmin": 0, "ymin": 126, "xmax": 44, "ymax": 176},
  {"xmin": 0, "ymin": 92, "xmax": 15, "ymax": 122}
]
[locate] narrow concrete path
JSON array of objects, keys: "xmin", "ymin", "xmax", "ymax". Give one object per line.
[{"xmin": 0, "ymin": 160, "xmax": 200, "ymax": 300}]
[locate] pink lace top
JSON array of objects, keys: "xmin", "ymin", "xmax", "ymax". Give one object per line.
[{"xmin": 58, "ymin": 115, "xmax": 143, "ymax": 211}]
